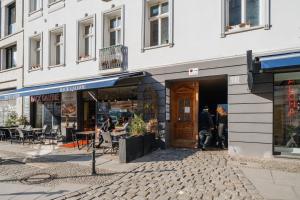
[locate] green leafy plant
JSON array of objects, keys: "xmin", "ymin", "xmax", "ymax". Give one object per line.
[
  {"xmin": 5, "ymin": 112, "xmax": 18, "ymax": 127},
  {"xmin": 128, "ymin": 114, "xmax": 146, "ymax": 136},
  {"xmin": 17, "ymin": 116, "xmax": 29, "ymax": 125}
]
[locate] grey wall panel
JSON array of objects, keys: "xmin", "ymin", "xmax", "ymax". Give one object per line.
[
  {"xmin": 229, "ymin": 122, "xmax": 272, "ymax": 133},
  {"xmin": 146, "ymin": 56, "xmax": 246, "ymax": 75},
  {"xmin": 229, "ymin": 113, "xmax": 273, "ymax": 123},
  {"xmin": 229, "ymin": 93, "xmax": 273, "ymax": 104},
  {"xmin": 229, "ymin": 83, "xmax": 273, "ymax": 95},
  {"xmin": 229, "ymin": 141, "xmax": 273, "ymax": 157},
  {"xmin": 229, "ymin": 132, "xmax": 272, "ymax": 144},
  {"xmin": 229, "ymin": 103, "xmax": 273, "ymax": 113}
]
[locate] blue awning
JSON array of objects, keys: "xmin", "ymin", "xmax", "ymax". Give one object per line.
[
  {"xmin": 0, "ymin": 75, "xmax": 125, "ymax": 100},
  {"xmin": 260, "ymin": 52, "xmax": 300, "ymax": 70},
  {"xmin": 0, "ymin": 90, "xmax": 19, "ymax": 101}
]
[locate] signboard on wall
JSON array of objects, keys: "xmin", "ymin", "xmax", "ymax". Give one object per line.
[
  {"xmin": 61, "ymin": 92, "xmax": 77, "ymax": 117},
  {"xmin": 31, "ymin": 94, "xmax": 61, "ymax": 103}
]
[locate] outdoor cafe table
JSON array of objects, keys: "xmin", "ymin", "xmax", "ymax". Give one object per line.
[{"xmin": 75, "ymin": 131, "xmax": 95, "ymax": 150}]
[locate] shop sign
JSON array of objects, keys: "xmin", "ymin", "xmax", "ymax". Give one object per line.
[
  {"xmin": 31, "ymin": 94, "xmax": 61, "ymax": 103},
  {"xmin": 59, "ymin": 85, "xmax": 86, "ymax": 93},
  {"xmin": 61, "ymin": 92, "xmax": 77, "ymax": 117},
  {"xmin": 189, "ymin": 68, "xmax": 199, "ymax": 76}
]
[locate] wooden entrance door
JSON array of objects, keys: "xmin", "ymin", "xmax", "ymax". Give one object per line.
[{"xmin": 171, "ymin": 81, "xmax": 199, "ymax": 148}]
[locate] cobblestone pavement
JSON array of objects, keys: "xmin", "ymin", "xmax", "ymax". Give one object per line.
[{"xmin": 52, "ymin": 150, "xmax": 265, "ymax": 200}]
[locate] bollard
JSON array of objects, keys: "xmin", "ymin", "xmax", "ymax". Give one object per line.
[{"xmin": 91, "ymin": 132, "xmax": 96, "ymax": 175}]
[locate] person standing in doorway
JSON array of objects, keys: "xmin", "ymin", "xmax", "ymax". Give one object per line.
[
  {"xmin": 199, "ymin": 106, "xmax": 214, "ymax": 150},
  {"xmin": 216, "ymin": 105, "xmax": 228, "ymax": 149}
]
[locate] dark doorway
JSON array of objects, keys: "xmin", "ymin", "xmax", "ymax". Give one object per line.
[{"xmin": 199, "ymin": 76, "xmax": 228, "ymax": 148}]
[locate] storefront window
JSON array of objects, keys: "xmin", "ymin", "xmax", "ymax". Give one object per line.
[
  {"xmin": 31, "ymin": 94, "xmax": 61, "ymax": 128},
  {"xmin": 274, "ymin": 72, "xmax": 300, "ymax": 155},
  {"xmin": 0, "ymin": 99, "xmax": 16, "ymax": 126}
]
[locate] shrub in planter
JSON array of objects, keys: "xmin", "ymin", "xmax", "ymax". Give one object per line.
[
  {"xmin": 119, "ymin": 115, "xmax": 156, "ymax": 163},
  {"xmin": 5, "ymin": 112, "xmax": 18, "ymax": 127}
]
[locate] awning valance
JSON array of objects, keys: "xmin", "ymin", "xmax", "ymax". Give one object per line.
[
  {"xmin": 0, "ymin": 90, "xmax": 18, "ymax": 101},
  {"xmin": 260, "ymin": 52, "xmax": 300, "ymax": 70},
  {"xmin": 0, "ymin": 72, "xmax": 145, "ymax": 100}
]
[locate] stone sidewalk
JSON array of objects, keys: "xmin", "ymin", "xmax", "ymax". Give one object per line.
[
  {"xmin": 53, "ymin": 150, "xmax": 265, "ymax": 200},
  {"xmin": 1, "ymin": 142, "xmax": 300, "ymax": 200}
]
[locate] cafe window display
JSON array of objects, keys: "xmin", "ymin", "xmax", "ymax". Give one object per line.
[
  {"xmin": 31, "ymin": 94, "xmax": 61, "ymax": 128},
  {"xmin": 0, "ymin": 99, "xmax": 16, "ymax": 126},
  {"xmin": 274, "ymin": 72, "xmax": 300, "ymax": 155}
]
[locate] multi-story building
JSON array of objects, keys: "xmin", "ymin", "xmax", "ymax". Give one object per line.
[
  {"xmin": 1, "ymin": 0, "xmax": 300, "ymax": 158},
  {"xmin": 0, "ymin": 0, "xmax": 24, "ymax": 126}
]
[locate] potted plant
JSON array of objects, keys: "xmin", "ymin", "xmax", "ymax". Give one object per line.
[
  {"xmin": 5, "ymin": 112, "xmax": 18, "ymax": 127},
  {"xmin": 119, "ymin": 115, "xmax": 155, "ymax": 163}
]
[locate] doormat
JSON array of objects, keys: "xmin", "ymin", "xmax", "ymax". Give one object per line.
[{"xmin": 60, "ymin": 140, "xmax": 88, "ymax": 148}]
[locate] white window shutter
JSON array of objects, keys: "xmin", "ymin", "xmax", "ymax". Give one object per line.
[
  {"xmin": 221, "ymin": 0, "xmax": 226, "ymax": 38},
  {"xmin": 264, "ymin": 0, "xmax": 270, "ymax": 30}
]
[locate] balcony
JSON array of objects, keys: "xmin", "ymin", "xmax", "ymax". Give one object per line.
[{"xmin": 99, "ymin": 45, "xmax": 127, "ymax": 72}]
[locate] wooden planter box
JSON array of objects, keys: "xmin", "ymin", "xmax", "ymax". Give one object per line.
[{"xmin": 119, "ymin": 133, "xmax": 155, "ymax": 163}]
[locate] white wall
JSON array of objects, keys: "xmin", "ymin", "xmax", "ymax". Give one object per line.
[
  {"xmin": 0, "ymin": 0, "xmax": 24, "ymax": 116},
  {"xmin": 23, "ymin": 0, "xmax": 300, "ymax": 86}
]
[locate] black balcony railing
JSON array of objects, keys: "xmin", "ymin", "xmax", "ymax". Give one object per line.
[{"xmin": 99, "ymin": 45, "xmax": 127, "ymax": 71}]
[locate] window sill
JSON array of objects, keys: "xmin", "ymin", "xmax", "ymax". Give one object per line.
[
  {"xmin": 48, "ymin": 64, "xmax": 65, "ymax": 69},
  {"xmin": 1, "ymin": 30, "xmax": 23, "ymax": 41},
  {"xmin": 28, "ymin": 67, "xmax": 43, "ymax": 72},
  {"xmin": 48, "ymin": 0, "xmax": 65, "ymax": 14},
  {"xmin": 76, "ymin": 57, "xmax": 96, "ymax": 64},
  {"xmin": 225, "ymin": 25, "xmax": 265, "ymax": 35},
  {"xmin": 28, "ymin": 9, "xmax": 43, "ymax": 22},
  {"xmin": 0, "ymin": 66, "xmax": 22, "ymax": 74},
  {"xmin": 143, "ymin": 43, "xmax": 173, "ymax": 52}
]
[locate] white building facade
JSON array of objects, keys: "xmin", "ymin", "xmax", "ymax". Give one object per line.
[
  {"xmin": 1, "ymin": 0, "xmax": 300, "ymax": 157},
  {"xmin": 0, "ymin": 0, "xmax": 24, "ymax": 126}
]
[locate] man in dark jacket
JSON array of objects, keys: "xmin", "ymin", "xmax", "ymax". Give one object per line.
[{"xmin": 199, "ymin": 106, "xmax": 214, "ymax": 150}]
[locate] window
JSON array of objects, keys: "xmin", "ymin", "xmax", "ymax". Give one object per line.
[
  {"xmin": 274, "ymin": 72, "xmax": 300, "ymax": 156},
  {"xmin": 102, "ymin": 7, "xmax": 124, "ymax": 48},
  {"xmin": 29, "ymin": 0, "xmax": 42, "ymax": 13},
  {"xmin": 226, "ymin": 0, "xmax": 261, "ymax": 31},
  {"xmin": 7, "ymin": 2, "xmax": 16, "ymax": 35},
  {"xmin": 142, "ymin": 0, "xmax": 173, "ymax": 50},
  {"xmin": 29, "ymin": 35, "xmax": 42, "ymax": 70},
  {"xmin": 109, "ymin": 17, "xmax": 121, "ymax": 46},
  {"xmin": 77, "ymin": 16, "xmax": 95, "ymax": 61},
  {"xmin": 149, "ymin": 2, "xmax": 169, "ymax": 46},
  {"xmin": 49, "ymin": 27, "xmax": 64, "ymax": 66},
  {"xmin": 5, "ymin": 45, "xmax": 17, "ymax": 69}
]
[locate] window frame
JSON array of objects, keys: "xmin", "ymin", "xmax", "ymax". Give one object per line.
[
  {"xmin": 29, "ymin": 33, "xmax": 43, "ymax": 71},
  {"xmin": 109, "ymin": 16, "xmax": 122, "ymax": 46},
  {"xmin": 141, "ymin": 0, "xmax": 174, "ymax": 51},
  {"xmin": 49, "ymin": 25, "xmax": 65, "ymax": 68},
  {"xmin": 29, "ymin": 0, "xmax": 42, "ymax": 14},
  {"xmin": 221, "ymin": 0, "xmax": 270, "ymax": 37},
  {"xmin": 7, "ymin": 2, "xmax": 16, "ymax": 35},
  {"xmin": 5, "ymin": 44, "xmax": 17, "ymax": 70},
  {"xmin": 76, "ymin": 15, "xmax": 96, "ymax": 63},
  {"xmin": 148, "ymin": 2, "xmax": 169, "ymax": 47}
]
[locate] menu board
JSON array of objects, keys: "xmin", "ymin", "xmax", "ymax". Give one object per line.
[{"xmin": 61, "ymin": 92, "xmax": 77, "ymax": 117}]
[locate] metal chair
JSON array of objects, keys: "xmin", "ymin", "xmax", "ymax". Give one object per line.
[
  {"xmin": 16, "ymin": 128, "xmax": 35, "ymax": 145},
  {"xmin": 9, "ymin": 129, "xmax": 20, "ymax": 144},
  {"xmin": 43, "ymin": 125, "xmax": 60, "ymax": 144},
  {"xmin": 71, "ymin": 129, "xmax": 80, "ymax": 149},
  {"xmin": 100, "ymin": 131, "xmax": 119, "ymax": 154},
  {"xmin": 35, "ymin": 125, "xmax": 49, "ymax": 142},
  {"xmin": 0, "ymin": 130, "xmax": 6, "ymax": 141}
]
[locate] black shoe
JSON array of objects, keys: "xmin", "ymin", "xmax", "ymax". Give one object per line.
[{"xmin": 201, "ymin": 147, "xmax": 206, "ymax": 151}]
